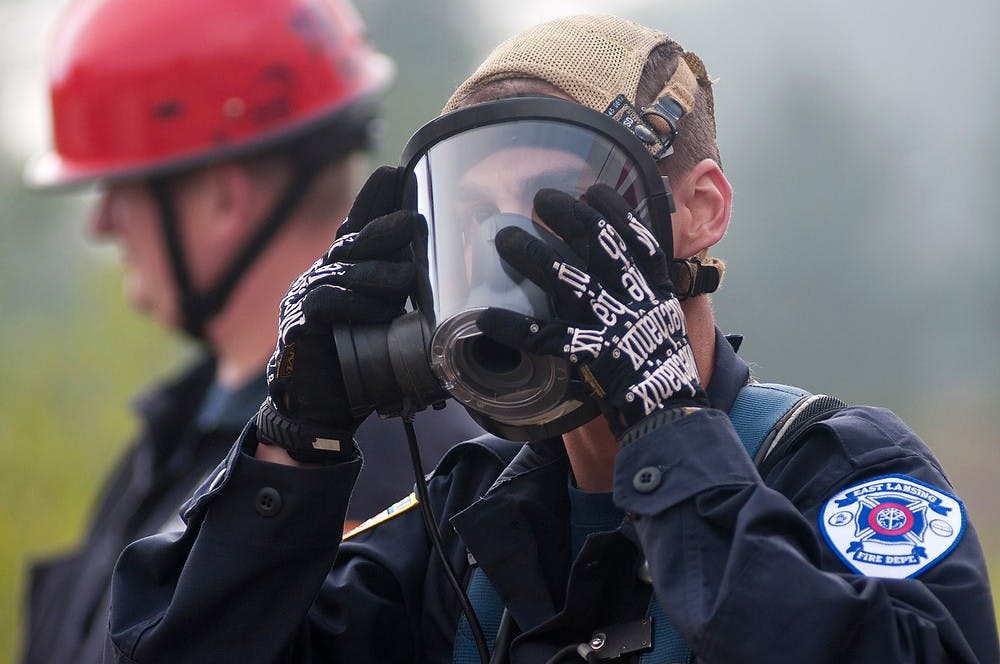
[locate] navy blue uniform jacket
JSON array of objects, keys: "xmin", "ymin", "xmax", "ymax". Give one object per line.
[
  {"xmin": 24, "ymin": 358, "xmax": 243, "ymax": 664},
  {"xmin": 106, "ymin": 333, "xmax": 1000, "ymax": 663}
]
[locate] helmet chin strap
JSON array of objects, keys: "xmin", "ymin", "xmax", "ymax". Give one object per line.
[{"xmin": 149, "ymin": 163, "xmax": 318, "ymax": 341}]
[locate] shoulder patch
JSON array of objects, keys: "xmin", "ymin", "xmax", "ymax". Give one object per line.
[
  {"xmin": 343, "ymin": 492, "xmax": 419, "ymax": 541},
  {"xmin": 819, "ymin": 474, "xmax": 965, "ymax": 579}
]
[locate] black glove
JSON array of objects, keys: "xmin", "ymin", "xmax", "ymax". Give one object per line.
[
  {"xmin": 477, "ymin": 184, "xmax": 708, "ymax": 438},
  {"xmin": 257, "ymin": 167, "xmax": 421, "ymax": 461}
]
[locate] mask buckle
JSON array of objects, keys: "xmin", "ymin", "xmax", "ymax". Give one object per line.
[
  {"xmin": 671, "ymin": 256, "xmax": 721, "ymax": 300},
  {"xmin": 640, "ymin": 95, "xmax": 684, "ymax": 150},
  {"xmin": 603, "ymin": 94, "xmax": 675, "ymax": 159}
]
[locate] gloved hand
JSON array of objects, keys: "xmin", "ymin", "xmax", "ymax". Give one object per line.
[
  {"xmin": 476, "ymin": 184, "xmax": 707, "ymax": 438},
  {"xmin": 257, "ymin": 167, "xmax": 421, "ymax": 461}
]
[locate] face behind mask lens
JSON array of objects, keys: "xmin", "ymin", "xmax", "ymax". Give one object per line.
[
  {"xmin": 395, "ymin": 97, "xmax": 673, "ymax": 441},
  {"xmin": 428, "ymin": 212, "xmax": 588, "ymax": 437}
]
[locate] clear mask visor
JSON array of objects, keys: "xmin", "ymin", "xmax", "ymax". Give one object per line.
[{"xmin": 408, "ymin": 118, "xmax": 658, "ymax": 436}]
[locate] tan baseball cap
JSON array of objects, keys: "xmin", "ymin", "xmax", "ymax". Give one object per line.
[{"xmin": 444, "ymin": 14, "xmax": 701, "ymax": 120}]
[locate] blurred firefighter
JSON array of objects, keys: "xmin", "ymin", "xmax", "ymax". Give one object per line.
[{"xmin": 20, "ymin": 1, "xmax": 479, "ymax": 662}]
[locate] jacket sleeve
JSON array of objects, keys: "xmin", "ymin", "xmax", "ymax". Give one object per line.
[
  {"xmin": 613, "ymin": 407, "xmax": 1000, "ymax": 663},
  {"xmin": 104, "ymin": 424, "xmax": 416, "ymax": 664}
]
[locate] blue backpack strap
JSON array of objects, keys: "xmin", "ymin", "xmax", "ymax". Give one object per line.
[
  {"xmin": 642, "ymin": 597, "xmax": 688, "ymax": 663},
  {"xmin": 453, "ymin": 561, "xmax": 505, "ymax": 664},
  {"xmin": 728, "ymin": 383, "xmax": 812, "ymax": 460},
  {"xmin": 454, "ymin": 383, "xmax": 813, "ymax": 664}
]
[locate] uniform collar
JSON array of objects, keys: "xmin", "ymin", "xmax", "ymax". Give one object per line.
[
  {"xmin": 132, "ymin": 356, "xmax": 217, "ymax": 467},
  {"xmin": 195, "ymin": 372, "xmax": 267, "ymax": 434},
  {"xmin": 452, "ymin": 328, "xmax": 748, "ymax": 631},
  {"xmin": 451, "ymin": 439, "xmax": 572, "ymax": 628},
  {"xmin": 132, "ymin": 355, "xmax": 265, "ymax": 468},
  {"xmin": 707, "ymin": 330, "xmax": 751, "ymax": 413}
]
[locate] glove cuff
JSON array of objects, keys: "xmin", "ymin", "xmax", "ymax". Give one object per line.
[
  {"xmin": 256, "ymin": 398, "xmax": 357, "ymax": 459},
  {"xmin": 619, "ymin": 405, "xmax": 704, "ymax": 447}
]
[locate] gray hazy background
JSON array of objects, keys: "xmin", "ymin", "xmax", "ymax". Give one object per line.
[{"xmin": 1, "ymin": 0, "xmax": 998, "ymax": 657}]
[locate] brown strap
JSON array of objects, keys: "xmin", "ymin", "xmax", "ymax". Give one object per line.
[
  {"xmin": 670, "ymin": 257, "xmax": 722, "ymax": 298},
  {"xmin": 640, "ymin": 57, "xmax": 698, "ymax": 138}
]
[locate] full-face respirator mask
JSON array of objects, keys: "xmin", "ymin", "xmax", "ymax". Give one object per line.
[{"xmin": 331, "ymin": 96, "xmax": 676, "ymax": 441}]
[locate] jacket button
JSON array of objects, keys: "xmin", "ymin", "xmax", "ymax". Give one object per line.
[
  {"xmin": 255, "ymin": 487, "xmax": 282, "ymax": 517},
  {"xmin": 633, "ymin": 466, "xmax": 662, "ymax": 493}
]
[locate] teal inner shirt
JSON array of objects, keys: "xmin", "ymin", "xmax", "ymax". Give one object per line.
[{"xmin": 567, "ymin": 474, "xmax": 625, "ymax": 559}]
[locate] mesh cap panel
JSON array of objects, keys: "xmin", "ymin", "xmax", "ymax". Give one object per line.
[{"xmin": 443, "ymin": 15, "xmax": 673, "ymax": 114}]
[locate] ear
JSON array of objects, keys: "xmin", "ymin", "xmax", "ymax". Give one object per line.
[
  {"xmin": 215, "ymin": 162, "xmax": 256, "ymax": 244},
  {"xmin": 187, "ymin": 161, "xmax": 255, "ymax": 246},
  {"xmin": 88, "ymin": 186, "xmax": 117, "ymax": 238},
  {"xmin": 667, "ymin": 159, "xmax": 732, "ymax": 259}
]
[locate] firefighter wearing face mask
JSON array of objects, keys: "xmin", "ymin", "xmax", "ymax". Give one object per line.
[{"xmin": 104, "ymin": 14, "xmax": 997, "ymax": 664}]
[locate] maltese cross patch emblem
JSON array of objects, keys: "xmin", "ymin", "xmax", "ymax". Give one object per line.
[{"xmin": 819, "ymin": 474, "xmax": 965, "ymax": 579}]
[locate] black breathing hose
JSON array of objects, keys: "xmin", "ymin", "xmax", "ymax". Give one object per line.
[{"xmin": 402, "ymin": 417, "xmax": 491, "ymax": 664}]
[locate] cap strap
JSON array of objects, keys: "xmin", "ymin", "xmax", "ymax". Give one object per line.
[{"xmin": 657, "ymin": 56, "xmax": 699, "ymax": 115}]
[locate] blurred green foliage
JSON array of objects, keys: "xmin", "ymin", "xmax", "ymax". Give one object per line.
[{"xmin": 0, "ymin": 157, "xmax": 190, "ymax": 658}]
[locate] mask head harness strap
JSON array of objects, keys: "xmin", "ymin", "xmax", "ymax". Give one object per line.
[
  {"xmin": 640, "ymin": 53, "xmax": 699, "ymax": 152},
  {"xmin": 603, "ymin": 54, "xmax": 722, "ymax": 299}
]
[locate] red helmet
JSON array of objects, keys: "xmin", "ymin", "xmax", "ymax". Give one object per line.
[{"xmin": 25, "ymin": 0, "xmax": 393, "ymax": 188}]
